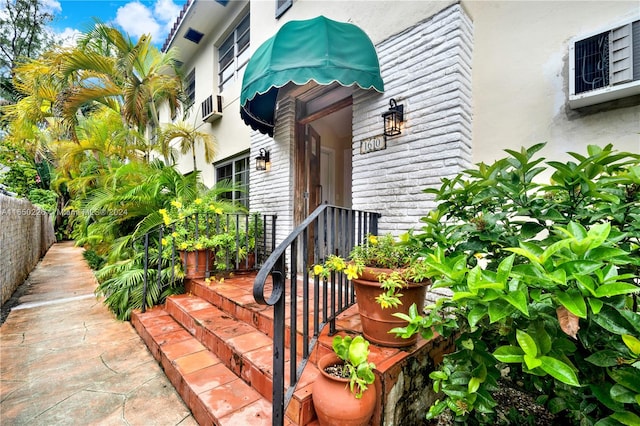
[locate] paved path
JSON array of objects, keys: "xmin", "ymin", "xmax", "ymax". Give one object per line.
[{"xmin": 0, "ymin": 241, "xmax": 197, "ymax": 425}]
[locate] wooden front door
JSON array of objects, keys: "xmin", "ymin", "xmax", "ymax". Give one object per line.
[{"xmin": 306, "ymin": 125, "xmax": 322, "ymax": 216}]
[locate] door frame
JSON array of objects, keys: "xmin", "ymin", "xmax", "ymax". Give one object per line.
[{"xmin": 293, "ymin": 96, "xmax": 353, "ymax": 226}]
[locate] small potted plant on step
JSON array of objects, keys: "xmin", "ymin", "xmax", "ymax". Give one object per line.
[{"xmin": 312, "ymin": 335, "xmax": 377, "ymax": 426}]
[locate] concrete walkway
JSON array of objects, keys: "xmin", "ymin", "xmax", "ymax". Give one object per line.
[{"xmin": 0, "ymin": 241, "xmax": 197, "ymax": 425}]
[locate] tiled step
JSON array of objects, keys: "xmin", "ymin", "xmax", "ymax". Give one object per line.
[
  {"xmin": 186, "ymin": 276, "xmax": 342, "ymax": 356},
  {"xmin": 133, "ymin": 274, "xmax": 456, "ymax": 425},
  {"xmin": 131, "ymin": 307, "xmax": 272, "ymax": 425},
  {"xmin": 165, "ymin": 293, "xmax": 321, "ymax": 425},
  {"xmin": 185, "ymin": 276, "xmax": 276, "ymax": 339}
]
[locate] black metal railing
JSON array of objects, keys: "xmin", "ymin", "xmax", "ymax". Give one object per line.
[
  {"xmin": 253, "ymin": 204, "xmax": 380, "ymax": 426},
  {"xmin": 140, "ymin": 212, "xmax": 277, "ymax": 312}
]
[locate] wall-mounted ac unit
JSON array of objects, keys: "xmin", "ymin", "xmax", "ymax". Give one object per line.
[
  {"xmin": 202, "ymin": 94, "xmax": 223, "ymax": 122},
  {"xmin": 569, "ymin": 18, "xmax": 640, "ymax": 108}
]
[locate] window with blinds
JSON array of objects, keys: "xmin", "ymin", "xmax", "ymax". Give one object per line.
[
  {"xmin": 276, "ymin": 0, "xmax": 292, "ymax": 19},
  {"xmin": 185, "ymin": 69, "xmax": 196, "ymax": 107}
]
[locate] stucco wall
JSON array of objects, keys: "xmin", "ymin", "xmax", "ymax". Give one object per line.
[
  {"xmin": 352, "ymin": 4, "xmax": 474, "ymax": 234},
  {"xmin": 465, "ymin": 0, "xmax": 640, "ymax": 166},
  {"xmin": 0, "ymin": 195, "xmax": 56, "ymax": 305}
]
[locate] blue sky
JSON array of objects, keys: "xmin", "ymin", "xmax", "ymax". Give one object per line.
[{"xmin": 44, "ymin": 0, "xmax": 187, "ymax": 46}]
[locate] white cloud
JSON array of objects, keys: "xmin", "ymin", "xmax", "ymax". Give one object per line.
[
  {"xmin": 155, "ymin": 0, "xmax": 181, "ymax": 23},
  {"xmin": 115, "ymin": 2, "xmax": 161, "ymax": 41},
  {"xmin": 42, "ymin": 0, "xmax": 62, "ymax": 14},
  {"xmin": 114, "ymin": 0, "xmax": 182, "ymax": 44},
  {"xmin": 55, "ymin": 27, "xmax": 82, "ymax": 47}
]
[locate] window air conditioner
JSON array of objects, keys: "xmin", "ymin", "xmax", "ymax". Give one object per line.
[
  {"xmin": 569, "ymin": 18, "xmax": 640, "ymax": 108},
  {"xmin": 202, "ymin": 95, "xmax": 223, "ymax": 123}
]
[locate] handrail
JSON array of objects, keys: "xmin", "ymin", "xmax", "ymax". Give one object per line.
[{"xmin": 253, "ymin": 204, "xmax": 380, "ymax": 426}]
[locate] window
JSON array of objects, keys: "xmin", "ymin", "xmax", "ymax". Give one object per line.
[
  {"xmin": 218, "ymin": 13, "xmax": 250, "ymax": 93},
  {"xmin": 216, "ymin": 154, "xmax": 250, "ymax": 208},
  {"xmin": 275, "ymin": 0, "xmax": 292, "ymax": 19},
  {"xmin": 185, "ymin": 68, "xmax": 196, "ymax": 106},
  {"xmin": 569, "ymin": 18, "xmax": 640, "ymax": 108}
]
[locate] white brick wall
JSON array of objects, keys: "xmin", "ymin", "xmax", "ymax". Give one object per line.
[
  {"xmin": 249, "ymin": 97, "xmax": 295, "ymax": 247},
  {"xmin": 250, "ymin": 3, "xmax": 473, "ymax": 246},
  {"xmin": 352, "ymin": 4, "xmax": 473, "ymax": 235}
]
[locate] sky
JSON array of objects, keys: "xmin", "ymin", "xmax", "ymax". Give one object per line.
[{"xmin": 43, "ymin": 0, "xmax": 188, "ymax": 47}]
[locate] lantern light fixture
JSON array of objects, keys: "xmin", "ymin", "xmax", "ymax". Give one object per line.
[
  {"xmin": 382, "ymin": 98, "xmax": 404, "ymax": 138},
  {"xmin": 255, "ymin": 148, "xmax": 271, "ymax": 171}
]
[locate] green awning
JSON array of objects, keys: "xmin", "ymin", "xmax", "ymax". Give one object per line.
[{"xmin": 240, "ymin": 16, "xmax": 384, "ymax": 136}]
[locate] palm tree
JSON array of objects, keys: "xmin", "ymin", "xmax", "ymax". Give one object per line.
[
  {"xmin": 58, "ymin": 23, "xmax": 183, "ymax": 157},
  {"xmin": 158, "ymin": 120, "xmax": 217, "ymax": 172}
]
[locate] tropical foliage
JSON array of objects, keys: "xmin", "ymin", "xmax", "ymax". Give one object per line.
[
  {"xmin": 0, "ymin": 22, "xmax": 226, "ymax": 319},
  {"xmin": 332, "ymin": 335, "xmax": 376, "ymax": 399},
  {"xmin": 392, "ymin": 144, "xmax": 640, "ymax": 425}
]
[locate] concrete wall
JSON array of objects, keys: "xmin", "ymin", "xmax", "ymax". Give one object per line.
[
  {"xmin": 465, "ymin": 1, "xmax": 640, "ymax": 166},
  {"xmin": 0, "ymin": 195, "xmax": 56, "ymax": 305}
]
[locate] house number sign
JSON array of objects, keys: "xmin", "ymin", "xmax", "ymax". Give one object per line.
[{"xmin": 360, "ymin": 137, "xmax": 386, "ymax": 154}]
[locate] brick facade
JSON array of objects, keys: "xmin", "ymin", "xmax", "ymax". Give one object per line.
[
  {"xmin": 0, "ymin": 195, "xmax": 56, "ymax": 305},
  {"xmin": 250, "ymin": 4, "xmax": 472, "ymax": 241},
  {"xmin": 352, "ymin": 4, "xmax": 473, "ymax": 234}
]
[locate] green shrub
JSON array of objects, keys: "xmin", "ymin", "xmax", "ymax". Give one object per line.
[
  {"xmin": 82, "ymin": 249, "xmax": 105, "ymax": 270},
  {"xmin": 394, "ymin": 144, "xmax": 640, "ymax": 425},
  {"xmin": 28, "ymin": 188, "xmax": 58, "ymax": 215}
]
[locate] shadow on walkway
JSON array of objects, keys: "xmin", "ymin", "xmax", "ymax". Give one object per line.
[{"xmin": 0, "ymin": 241, "xmax": 196, "ymax": 425}]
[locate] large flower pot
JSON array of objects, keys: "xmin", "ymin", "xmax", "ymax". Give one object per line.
[
  {"xmin": 179, "ymin": 249, "xmax": 213, "ymax": 279},
  {"xmin": 353, "ymin": 266, "xmax": 430, "ymax": 348},
  {"xmin": 312, "ymin": 353, "xmax": 376, "ymax": 426}
]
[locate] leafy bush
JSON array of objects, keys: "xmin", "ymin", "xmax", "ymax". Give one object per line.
[
  {"xmin": 82, "ymin": 249, "xmax": 105, "ymax": 270},
  {"xmin": 28, "ymin": 188, "xmax": 57, "ymax": 215},
  {"xmin": 394, "ymin": 144, "xmax": 640, "ymax": 425}
]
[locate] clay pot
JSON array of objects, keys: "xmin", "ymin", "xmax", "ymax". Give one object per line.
[
  {"xmin": 235, "ymin": 252, "xmax": 256, "ymax": 272},
  {"xmin": 353, "ymin": 266, "xmax": 429, "ymax": 347},
  {"xmin": 179, "ymin": 249, "xmax": 213, "ymax": 279},
  {"xmin": 312, "ymin": 353, "xmax": 376, "ymax": 426}
]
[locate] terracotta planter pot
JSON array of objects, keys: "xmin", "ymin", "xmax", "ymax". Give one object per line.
[
  {"xmin": 312, "ymin": 353, "xmax": 376, "ymax": 426},
  {"xmin": 353, "ymin": 266, "xmax": 429, "ymax": 348},
  {"xmin": 235, "ymin": 252, "xmax": 256, "ymax": 272},
  {"xmin": 179, "ymin": 249, "xmax": 213, "ymax": 279}
]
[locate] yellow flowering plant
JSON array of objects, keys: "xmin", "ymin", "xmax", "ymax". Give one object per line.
[
  {"xmin": 312, "ymin": 232, "xmax": 430, "ymax": 308},
  {"xmin": 160, "ymin": 192, "xmax": 246, "ymax": 254}
]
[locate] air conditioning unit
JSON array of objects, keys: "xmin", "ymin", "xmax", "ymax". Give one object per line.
[
  {"xmin": 569, "ymin": 18, "xmax": 640, "ymax": 108},
  {"xmin": 202, "ymin": 94, "xmax": 223, "ymax": 123}
]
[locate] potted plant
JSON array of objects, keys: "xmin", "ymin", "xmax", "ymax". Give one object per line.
[
  {"xmin": 312, "ymin": 335, "xmax": 377, "ymax": 426},
  {"xmin": 313, "ymin": 233, "xmax": 431, "ymax": 347},
  {"xmin": 229, "ymin": 213, "xmax": 262, "ymax": 272},
  {"xmin": 161, "ymin": 195, "xmax": 246, "ymax": 278},
  {"xmin": 175, "ymin": 237, "xmax": 215, "ymax": 279}
]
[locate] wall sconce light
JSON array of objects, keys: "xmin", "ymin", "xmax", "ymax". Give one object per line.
[
  {"xmin": 382, "ymin": 98, "xmax": 404, "ymax": 138},
  {"xmin": 255, "ymin": 148, "xmax": 271, "ymax": 171}
]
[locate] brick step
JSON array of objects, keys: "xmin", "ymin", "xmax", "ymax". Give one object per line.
[
  {"xmin": 166, "ymin": 294, "xmax": 321, "ymax": 404},
  {"xmin": 131, "ymin": 307, "xmax": 272, "ymax": 425},
  {"xmin": 133, "ymin": 273, "xmax": 456, "ymax": 425},
  {"xmin": 186, "ymin": 275, "xmax": 351, "ymax": 355}
]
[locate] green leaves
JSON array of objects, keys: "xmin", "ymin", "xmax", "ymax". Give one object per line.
[
  {"xmin": 538, "ymin": 356, "xmax": 580, "ymax": 387},
  {"xmin": 493, "ymin": 345, "xmax": 524, "ymax": 363},
  {"xmin": 556, "ymin": 289, "xmax": 587, "ymax": 319},
  {"xmin": 493, "ymin": 330, "xmax": 581, "ymax": 387},
  {"xmin": 413, "ymin": 144, "xmax": 640, "ymax": 423},
  {"xmin": 331, "ymin": 335, "xmax": 376, "ymax": 399}
]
